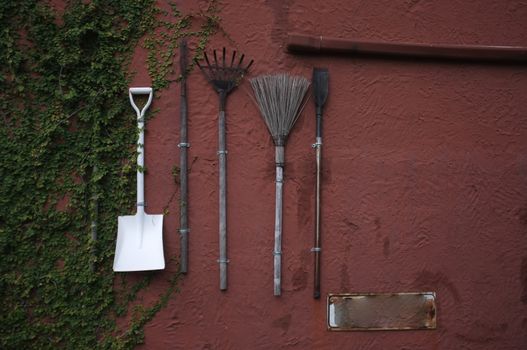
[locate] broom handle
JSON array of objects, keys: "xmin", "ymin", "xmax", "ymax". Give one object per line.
[
  {"xmin": 274, "ymin": 145, "xmax": 285, "ymax": 296},
  {"xmin": 218, "ymin": 96, "xmax": 228, "ymax": 291}
]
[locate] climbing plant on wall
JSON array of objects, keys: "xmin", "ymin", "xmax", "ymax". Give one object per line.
[{"xmin": 0, "ymin": 1, "xmax": 219, "ymax": 348}]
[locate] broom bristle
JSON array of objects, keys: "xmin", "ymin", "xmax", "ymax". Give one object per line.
[{"xmin": 250, "ymin": 74, "xmax": 310, "ymax": 144}]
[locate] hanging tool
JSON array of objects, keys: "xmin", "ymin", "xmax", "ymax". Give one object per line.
[
  {"xmin": 198, "ymin": 48, "xmax": 253, "ymax": 290},
  {"xmin": 312, "ymin": 68, "xmax": 328, "ymax": 299},
  {"xmin": 250, "ymin": 74, "xmax": 310, "ymax": 296},
  {"xmin": 113, "ymin": 87, "xmax": 165, "ymax": 272},
  {"xmin": 179, "ymin": 39, "xmax": 190, "ymax": 274}
]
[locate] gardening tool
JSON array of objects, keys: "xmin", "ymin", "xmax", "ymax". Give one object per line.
[
  {"xmin": 179, "ymin": 39, "xmax": 190, "ymax": 274},
  {"xmin": 198, "ymin": 48, "xmax": 253, "ymax": 290},
  {"xmin": 113, "ymin": 87, "xmax": 165, "ymax": 272},
  {"xmin": 250, "ymin": 74, "xmax": 310, "ymax": 296},
  {"xmin": 312, "ymin": 68, "xmax": 328, "ymax": 299}
]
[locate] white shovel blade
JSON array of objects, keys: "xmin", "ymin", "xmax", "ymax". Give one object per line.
[{"xmin": 113, "ymin": 213, "xmax": 165, "ymax": 272}]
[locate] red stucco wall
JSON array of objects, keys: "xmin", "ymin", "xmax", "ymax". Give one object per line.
[{"xmin": 128, "ymin": 1, "xmax": 527, "ymax": 348}]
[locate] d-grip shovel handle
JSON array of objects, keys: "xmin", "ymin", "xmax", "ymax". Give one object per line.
[
  {"xmin": 129, "ymin": 87, "xmax": 153, "ymax": 120},
  {"xmin": 129, "ymin": 87, "xmax": 153, "ymax": 215}
]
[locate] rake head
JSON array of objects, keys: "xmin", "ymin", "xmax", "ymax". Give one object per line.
[{"xmin": 198, "ymin": 47, "xmax": 253, "ymax": 95}]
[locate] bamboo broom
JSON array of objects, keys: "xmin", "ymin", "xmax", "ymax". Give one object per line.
[{"xmin": 250, "ymin": 74, "xmax": 310, "ymax": 296}]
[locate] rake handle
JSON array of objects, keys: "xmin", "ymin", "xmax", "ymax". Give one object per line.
[{"xmin": 218, "ymin": 100, "xmax": 228, "ymax": 291}]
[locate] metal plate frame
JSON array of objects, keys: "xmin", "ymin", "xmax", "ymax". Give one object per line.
[{"xmin": 327, "ymin": 292, "xmax": 437, "ymax": 331}]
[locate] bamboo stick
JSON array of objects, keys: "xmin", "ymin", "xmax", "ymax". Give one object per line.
[
  {"xmin": 218, "ymin": 104, "xmax": 228, "ymax": 290},
  {"xmin": 287, "ymin": 33, "xmax": 527, "ymax": 63},
  {"xmin": 179, "ymin": 39, "xmax": 190, "ymax": 274},
  {"xmin": 274, "ymin": 146, "xmax": 284, "ymax": 295}
]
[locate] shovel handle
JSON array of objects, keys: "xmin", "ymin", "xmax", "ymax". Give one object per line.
[
  {"xmin": 129, "ymin": 87, "xmax": 153, "ymax": 119},
  {"xmin": 129, "ymin": 87, "xmax": 154, "ymax": 213},
  {"xmin": 130, "ymin": 87, "xmax": 152, "ymax": 94}
]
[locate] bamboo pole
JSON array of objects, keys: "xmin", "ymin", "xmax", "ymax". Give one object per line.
[
  {"xmin": 274, "ymin": 145, "xmax": 285, "ymax": 296},
  {"xmin": 287, "ymin": 33, "xmax": 527, "ymax": 63},
  {"xmin": 179, "ymin": 39, "xmax": 190, "ymax": 274},
  {"xmin": 218, "ymin": 95, "xmax": 228, "ymax": 291}
]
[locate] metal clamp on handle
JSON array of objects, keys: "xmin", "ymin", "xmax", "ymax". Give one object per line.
[
  {"xmin": 178, "ymin": 143, "xmax": 190, "ymax": 148},
  {"xmin": 312, "ymin": 141, "xmax": 323, "ymax": 148},
  {"xmin": 137, "ymin": 202, "xmax": 146, "ymax": 207},
  {"xmin": 217, "ymin": 150, "xmax": 228, "ymax": 155},
  {"xmin": 179, "ymin": 228, "xmax": 190, "ymax": 234},
  {"xmin": 217, "ymin": 259, "xmax": 230, "ymax": 264},
  {"xmin": 311, "ymin": 247, "xmax": 321, "ymax": 252},
  {"xmin": 273, "ymin": 251, "xmax": 282, "ymax": 256}
]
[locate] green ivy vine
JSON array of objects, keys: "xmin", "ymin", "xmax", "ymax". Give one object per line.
[{"xmin": 0, "ymin": 1, "xmax": 219, "ymax": 349}]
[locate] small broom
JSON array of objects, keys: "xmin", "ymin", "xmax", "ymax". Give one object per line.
[{"xmin": 250, "ymin": 74, "xmax": 310, "ymax": 296}]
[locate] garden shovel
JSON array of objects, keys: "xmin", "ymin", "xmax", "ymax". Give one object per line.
[{"xmin": 113, "ymin": 87, "xmax": 165, "ymax": 272}]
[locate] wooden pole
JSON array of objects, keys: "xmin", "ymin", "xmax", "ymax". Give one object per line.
[
  {"xmin": 287, "ymin": 33, "xmax": 527, "ymax": 63},
  {"xmin": 179, "ymin": 39, "xmax": 190, "ymax": 274},
  {"xmin": 218, "ymin": 94, "xmax": 228, "ymax": 291},
  {"xmin": 274, "ymin": 145, "xmax": 285, "ymax": 296}
]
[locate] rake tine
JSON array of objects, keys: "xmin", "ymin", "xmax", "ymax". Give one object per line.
[
  {"xmin": 238, "ymin": 54, "xmax": 245, "ymax": 68},
  {"xmin": 214, "ymin": 50, "xmax": 219, "ymax": 66},
  {"xmin": 231, "ymin": 50, "xmax": 236, "ymax": 67},
  {"xmin": 204, "ymin": 51, "xmax": 211, "ymax": 66},
  {"xmin": 203, "ymin": 52, "xmax": 215, "ymax": 78},
  {"xmin": 222, "ymin": 48, "xmax": 227, "ymax": 81},
  {"xmin": 245, "ymin": 59, "xmax": 254, "ymax": 71},
  {"xmin": 214, "ymin": 50, "xmax": 222, "ymax": 80},
  {"xmin": 199, "ymin": 48, "xmax": 253, "ymax": 93},
  {"xmin": 204, "ymin": 52, "xmax": 213, "ymax": 74},
  {"xmin": 197, "ymin": 61, "xmax": 212, "ymax": 84}
]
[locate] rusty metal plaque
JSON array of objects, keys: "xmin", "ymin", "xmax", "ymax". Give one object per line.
[{"xmin": 327, "ymin": 292, "xmax": 437, "ymax": 331}]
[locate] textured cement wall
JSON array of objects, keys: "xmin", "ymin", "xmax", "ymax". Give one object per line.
[{"xmin": 128, "ymin": 0, "xmax": 527, "ymax": 348}]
